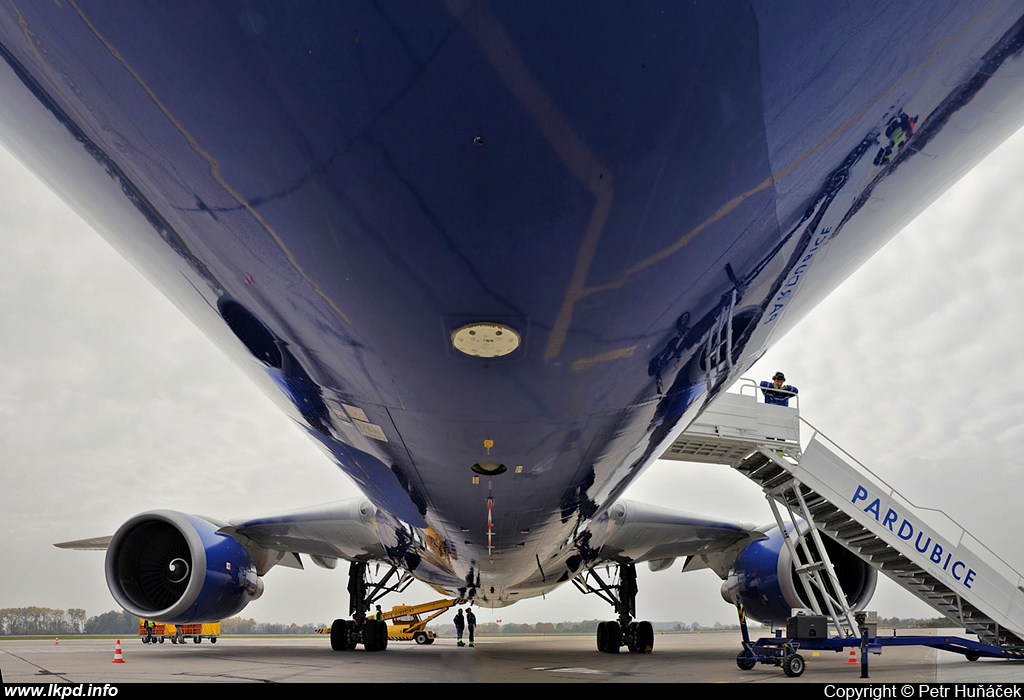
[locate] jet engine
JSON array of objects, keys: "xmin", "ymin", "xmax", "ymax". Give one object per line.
[
  {"xmin": 105, "ymin": 510, "xmax": 264, "ymax": 623},
  {"xmin": 721, "ymin": 525, "xmax": 876, "ymax": 624}
]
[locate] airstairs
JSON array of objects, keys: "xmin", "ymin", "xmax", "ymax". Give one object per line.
[{"xmin": 662, "ymin": 380, "xmax": 1024, "ymax": 649}]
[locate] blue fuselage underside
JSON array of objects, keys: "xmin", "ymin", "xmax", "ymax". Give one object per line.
[{"xmin": 2, "ymin": 1, "xmax": 1023, "ymax": 602}]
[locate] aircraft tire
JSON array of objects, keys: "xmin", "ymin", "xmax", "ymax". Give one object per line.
[
  {"xmin": 363, "ymin": 623, "xmax": 377, "ymax": 652},
  {"xmin": 606, "ymin": 621, "xmax": 621, "ymax": 654},
  {"xmin": 596, "ymin": 621, "xmax": 607, "ymax": 652},
  {"xmin": 363, "ymin": 620, "xmax": 387, "ymax": 652},
  {"xmin": 330, "ymin": 619, "xmax": 350, "ymax": 651},
  {"xmin": 636, "ymin": 621, "xmax": 654, "ymax": 653}
]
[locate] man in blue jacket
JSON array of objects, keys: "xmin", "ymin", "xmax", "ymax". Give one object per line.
[{"xmin": 761, "ymin": 372, "xmax": 798, "ymax": 406}]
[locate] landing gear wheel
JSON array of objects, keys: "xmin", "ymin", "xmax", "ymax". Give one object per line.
[
  {"xmin": 606, "ymin": 621, "xmax": 621, "ymax": 653},
  {"xmin": 635, "ymin": 621, "xmax": 654, "ymax": 653},
  {"xmin": 414, "ymin": 631, "xmax": 429, "ymax": 645},
  {"xmin": 783, "ymin": 653, "xmax": 805, "ymax": 677},
  {"xmin": 596, "ymin": 621, "xmax": 608, "ymax": 652},
  {"xmin": 330, "ymin": 619, "xmax": 350, "ymax": 651},
  {"xmin": 363, "ymin": 620, "xmax": 388, "ymax": 652},
  {"xmin": 736, "ymin": 652, "xmax": 757, "ymax": 670}
]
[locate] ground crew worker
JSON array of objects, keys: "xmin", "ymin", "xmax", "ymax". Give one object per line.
[
  {"xmin": 466, "ymin": 608, "xmax": 476, "ymax": 648},
  {"xmin": 760, "ymin": 371, "xmax": 798, "ymax": 406},
  {"xmin": 374, "ymin": 605, "xmax": 383, "ymax": 621},
  {"xmin": 454, "ymin": 608, "xmax": 465, "ymax": 647}
]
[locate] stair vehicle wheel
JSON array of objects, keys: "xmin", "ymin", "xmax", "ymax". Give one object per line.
[
  {"xmin": 965, "ymin": 652, "xmax": 980, "ymax": 662},
  {"xmin": 330, "ymin": 619, "xmax": 350, "ymax": 652},
  {"xmin": 414, "ymin": 631, "xmax": 429, "ymax": 645},
  {"xmin": 783, "ymin": 653, "xmax": 805, "ymax": 677},
  {"xmin": 736, "ymin": 652, "xmax": 757, "ymax": 671}
]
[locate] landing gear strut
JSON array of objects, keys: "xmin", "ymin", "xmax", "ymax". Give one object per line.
[
  {"xmin": 573, "ymin": 563, "xmax": 655, "ymax": 653},
  {"xmin": 330, "ymin": 561, "xmax": 412, "ymax": 653}
]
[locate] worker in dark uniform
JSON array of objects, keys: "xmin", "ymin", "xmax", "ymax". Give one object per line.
[
  {"xmin": 466, "ymin": 608, "xmax": 476, "ymax": 648},
  {"xmin": 454, "ymin": 608, "xmax": 466, "ymax": 647},
  {"xmin": 760, "ymin": 371, "xmax": 798, "ymax": 406}
]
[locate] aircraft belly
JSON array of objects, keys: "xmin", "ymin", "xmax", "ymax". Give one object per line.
[{"xmin": 3, "ymin": 1, "xmax": 1024, "ymax": 604}]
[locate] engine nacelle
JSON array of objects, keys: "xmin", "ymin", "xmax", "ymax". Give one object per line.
[
  {"xmin": 105, "ymin": 510, "xmax": 264, "ymax": 623},
  {"xmin": 721, "ymin": 525, "xmax": 876, "ymax": 624}
]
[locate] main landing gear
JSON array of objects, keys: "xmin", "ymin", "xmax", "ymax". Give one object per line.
[
  {"xmin": 329, "ymin": 561, "xmax": 412, "ymax": 653},
  {"xmin": 573, "ymin": 563, "xmax": 655, "ymax": 654}
]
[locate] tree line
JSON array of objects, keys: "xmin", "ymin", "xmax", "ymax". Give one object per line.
[{"xmin": 0, "ymin": 608, "xmax": 122, "ymax": 635}]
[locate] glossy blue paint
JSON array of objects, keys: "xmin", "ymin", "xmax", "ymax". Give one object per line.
[{"xmin": 4, "ymin": 2, "xmax": 1024, "ymax": 606}]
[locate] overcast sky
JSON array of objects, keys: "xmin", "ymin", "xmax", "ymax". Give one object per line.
[{"xmin": 2, "ymin": 123, "xmax": 1023, "ymax": 629}]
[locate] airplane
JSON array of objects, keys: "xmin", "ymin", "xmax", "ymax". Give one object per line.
[{"xmin": 3, "ymin": 1, "xmax": 1023, "ymax": 655}]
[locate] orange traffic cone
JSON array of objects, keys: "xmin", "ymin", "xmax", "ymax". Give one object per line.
[
  {"xmin": 846, "ymin": 648, "xmax": 858, "ymax": 665},
  {"xmin": 111, "ymin": 639, "xmax": 125, "ymax": 664},
  {"xmin": 54, "ymin": 636, "xmax": 59, "ymax": 645}
]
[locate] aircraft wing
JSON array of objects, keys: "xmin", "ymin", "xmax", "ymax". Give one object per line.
[
  {"xmin": 584, "ymin": 499, "xmax": 766, "ymax": 578},
  {"xmin": 226, "ymin": 498, "xmax": 390, "ymax": 574},
  {"xmin": 55, "ymin": 498, "xmax": 391, "ymax": 577}
]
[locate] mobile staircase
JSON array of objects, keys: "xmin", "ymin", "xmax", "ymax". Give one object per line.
[{"xmin": 662, "ymin": 379, "xmax": 1024, "ymax": 673}]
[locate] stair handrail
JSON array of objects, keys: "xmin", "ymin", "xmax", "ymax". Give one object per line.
[
  {"xmin": 794, "ymin": 413, "xmax": 1024, "ymax": 591},
  {"xmin": 735, "ymin": 376, "xmax": 800, "ymax": 410}
]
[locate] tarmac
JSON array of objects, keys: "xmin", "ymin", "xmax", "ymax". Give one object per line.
[{"xmin": 3, "ymin": 630, "xmax": 1024, "ymax": 684}]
